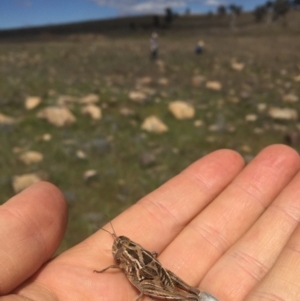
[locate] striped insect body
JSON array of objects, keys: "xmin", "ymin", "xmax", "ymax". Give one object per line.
[{"xmin": 94, "ymin": 222, "xmax": 218, "ymax": 301}]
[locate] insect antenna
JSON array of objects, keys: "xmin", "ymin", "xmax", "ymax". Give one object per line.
[{"xmin": 99, "ymin": 215, "xmax": 118, "ymax": 239}]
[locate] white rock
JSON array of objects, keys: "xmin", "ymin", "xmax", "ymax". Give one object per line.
[
  {"xmin": 37, "ymin": 106, "xmax": 76, "ymax": 127},
  {"xmin": 12, "ymin": 173, "xmax": 42, "ymax": 193},
  {"xmin": 76, "ymin": 150, "xmax": 87, "ymax": 159},
  {"xmin": 0, "ymin": 112, "xmax": 16, "ymax": 124},
  {"xmin": 19, "ymin": 151, "xmax": 43, "ymax": 165},
  {"xmin": 81, "ymin": 104, "xmax": 102, "ymax": 120},
  {"xmin": 158, "ymin": 77, "xmax": 169, "ymax": 86},
  {"xmin": 231, "ymin": 61, "xmax": 245, "ymax": 71},
  {"xmin": 80, "ymin": 94, "xmax": 99, "ymax": 104},
  {"xmin": 128, "ymin": 91, "xmax": 147, "ymax": 103},
  {"xmin": 245, "ymin": 114, "xmax": 257, "ymax": 122},
  {"xmin": 194, "ymin": 120, "xmax": 204, "ymax": 127},
  {"xmin": 25, "ymin": 96, "xmax": 41, "ymax": 110},
  {"xmin": 168, "ymin": 101, "xmax": 195, "ymax": 120},
  {"xmin": 206, "ymin": 81, "xmax": 222, "ymax": 91},
  {"xmin": 268, "ymin": 107, "xmax": 298, "ymax": 120},
  {"xmin": 42, "ymin": 133, "xmax": 52, "ymax": 141},
  {"xmin": 282, "ymin": 94, "xmax": 299, "ymax": 103},
  {"xmin": 294, "ymin": 75, "xmax": 300, "ymax": 82},
  {"xmin": 257, "ymin": 103, "xmax": 267, "ymax": 112},
  {"xmin": 83, "ymin": 170, "xmax": 98, "ymax": 181},
  {"xmin": 192, "ymin": 75, "xmax": 206, "ymax": 87},
  {"xmin": 141, "ymin": 116, "xmax": 168, "ymax": 133}
]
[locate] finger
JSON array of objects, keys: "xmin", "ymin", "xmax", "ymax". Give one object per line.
[
  {"xmin": 68, "ymin": 149, "xmax": 244, "ymax": 258},
  {"xmin": 157, "ymin": 145, "xmax": 300, "ymax": 288},
  {"xmin": 0, "ymin": 182, "xmax": 67, "ymax": 295},
  {"xmin": 202, "ymin": 160, "xmax": 300, "ymax": 301},
  {"xmin": 245, "ymin": 222, "xmax": 300, "ymax": 301}
]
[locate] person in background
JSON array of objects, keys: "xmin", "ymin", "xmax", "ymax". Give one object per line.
[
  {"xmin": 150, "ymin": 32, "xmax": 158, "ymax": 59},
  {"xmin": 195, "ymin": 40, "xmax": 205, "ymax": 54}
]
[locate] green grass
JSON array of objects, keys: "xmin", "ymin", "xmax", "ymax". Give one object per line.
[{"xmin": 0, "ymin": 28, "xmax": 300, "ymax": 252}]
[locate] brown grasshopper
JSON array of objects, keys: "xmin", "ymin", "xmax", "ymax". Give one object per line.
[{"xmin": 94, "ymin": 222, "xmax": 219, "ymax": 301}]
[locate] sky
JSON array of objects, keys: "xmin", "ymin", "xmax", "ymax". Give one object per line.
[{"xmin": 0, "ymin": 0, "xmax": 267, "ymax": 30}]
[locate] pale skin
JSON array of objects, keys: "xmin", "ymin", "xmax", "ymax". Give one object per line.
[{"xmin": 1, "ymin": 145, "xmax": 300, "ymax": 301}]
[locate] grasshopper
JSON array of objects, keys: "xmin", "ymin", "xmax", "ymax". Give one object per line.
[{"xmin": 94, "ymin": 222, "xmax": 219, "ymax": 301}]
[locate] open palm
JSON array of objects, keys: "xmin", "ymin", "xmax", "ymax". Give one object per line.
[{"xmin": 1, "ymin": 145, "xmax": 300, "ymax": 301}]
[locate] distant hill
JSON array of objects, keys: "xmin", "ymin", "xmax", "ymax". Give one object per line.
[{"xmin": 1, "ymin": 10, "xmax": 299, "ymax": 40}]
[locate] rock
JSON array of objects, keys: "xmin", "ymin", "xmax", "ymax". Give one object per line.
[
  {"xmin": 231, "ymin": 61, "xmax": 245, "ymax": 71},
  {"xmin": 158, "ymin": 77, "xmax": 169, "ymax": 86},
  {"xmin": 241, "ymin": 145, "xmax": 252, "ymax": 152},
  {"xmin": 206, "ymin": 81, "xmax": 222, "ymax": 91},
  {"xmin": 284, "ymin": 131, "xmax": 299, "ymax": 146},
  {"xmin": 141, "ymin": 116, "xmax": 168, "ymax": 133},
  {"xmin": 137, "ymin": 76, "xmax": 152, "ymax": 85},
  {"xmin": 25, "ymin": 96, "xmax": 41, "ymax": 110},
  {"xmin": 83, "ymin": 170, "xmax": 98, "ymax": 182},
  {"xmin": 12, "ymin": 173, "xmax": 42, "ymax": 193},
  {"xmin": 57, "ymin": 95, "xmax": 77, "ymax": 106},
  {"xmin": 42, "ymin": 133, "xmax": 52, "ymax": 141},
  {"xmin": 282, "ymin": 94, "xmax": 299, "ymax": 103},
  {"xmin": 19, "ymin": 151, "xmax": 43, "ymax": 165},
  {"xmin": 79, "ymin": 94, "xmax": 99, "ymax": 104},
  {"xmin": 194, "ymin": 120, "xmax": 204, "ymax": 127},
  {"xmin": 37, "ymin": 106, "xmax": 76, "ymax": 127},
  {"xmin": 257, "ymin": 103, "xmax": 267, "ymax": 112},
  {"xmin": 192, "ymin": 75, "xmax": 206, "ymax": 87},
  {"xmin": 81, "ymin": 104, "xmax": 102, "ymax": 120},
  {"xmin": 0, "ymin": 112, "xmax": 16, "ymax": 125},
  {"xmin": 268, "ymin": 107, "xmax": 298, "ymax": 120},
  {"xmin": 76, "ymin": 150, "xmax": 87, "ymax": 159},
  {"xmin": 245, "ymin": 114, "xmax": 257, "ymax": 122},
  {"xmin": 294, "ymin": 75, "xmax": 300, "ymax": 82},
  {"xmin": 119, "ymin": 107, "xmax": 135, "ymax": 116},
  {"xmin": 168, "ymin": 101, "xmax": 195, "ymax": 120},
  {"xmin": 128, "ymin": 91, "xmax": 147, "ymax": 103},
  {"xmin": 139, "ymin": 152, "xmax": 157, "ymax": 168}
]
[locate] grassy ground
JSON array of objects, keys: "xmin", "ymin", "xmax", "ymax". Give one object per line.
[{"xmin": 0, "ymin": 25, "xmax": 300, "ymax": 252}]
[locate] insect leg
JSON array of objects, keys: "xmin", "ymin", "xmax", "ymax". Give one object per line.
[{"xmin": 93, "ymin": 265, "xmax": 121, "ymax": 273}]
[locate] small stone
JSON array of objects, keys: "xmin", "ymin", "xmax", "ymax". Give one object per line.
[
  {"xmin": 137, "ymin": 76, "xmax": 152, "ymax": 85},
  {"xmin": 57, "ymin": 95, "xmax": 77, "ymax": 106},
  {"xmin": 128, "ymin": 91, "xmax": 147, "ymax": 103},
  {"xmin": 19, "ymin": 151, "xmax": 43, "ymax": 165},
  {"xmin": 192, "ymin": 75, "xmax": 206, "ymax": 87},
  {"xmin": 194, "ymin": 120, "xmax": 204, "ymax": 127},
  {"xmin": 0, "ymin": 112, "xmax": 16, "ymax": 125},
  {"xmin": 42, "ymin": 133, "xmax": 52, "ymax": 141},
  {"xmin": 83, "ymin": 170, "xmax": 98, "ymax": 182},
  {"xmin": 257, "ymin": 103, "xmax": 267, "ymax": 112},
  {"xmin": 268, "ymin": 107, "xmax": 298, "ymax": 120},
  {"xmin": 245, "ymin": 114, "xmax": 257, "ymax": 122},
  {"xmin": 37, "ymin": 106, "xmax": 76, "ymax": 127},
  {"xmin": 119, "ymin": 107, "xmax": 135, "ymax": 116},
  {"xmin": 141, "ymin": 116, "xmax": 168, "ymax": 133},
  {"xmin": 231, "ymin": 61, "xmax": 245, "ymax": 71},
  {"xmin": 294, "ymin": 75, "xmax": 300, "ymax": 82},
  {"xmin": 79, "ymin": 94, "xmax": 99, "ymax": 104},
  {"xmin": 282, "ymin": 94, "xmax": 299, "ymax": 103},
  {"xmin": 76, "ymin": 150, "xmax": 87, "ymax": 159},
  {"xmin": 12, "ymin": 173, "xmax": 42, "ymax": 193},
  {"xmin": 206, "ymin": 81, "xmax": 222, "ymax": 91},
  {"xmin": 158, "ymin": 77, "xmax": 169, "ymax": 86},
  {"xmin": 241, "ymin": 145, "xmax": 252, "ymax": 152},
  {"xmin": 168, "ymin": 101, "xmax": 195, "ymax": 120},
  {"xmin": 25, "ymin": 96, "xmax": 41, "ymax": 110},
  {"xmin": 81, "ymin": 104, "xmax": 102, "ymax": 120},
  {"xmin": 139, "ymin": 152, "xmax": 157, "ymax": 168},
  {"xmin": 254, "ymin": 127, "xmax": 264, "ymax": 134}
]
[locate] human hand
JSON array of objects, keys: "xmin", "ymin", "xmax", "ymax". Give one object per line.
[{"xmin": 1, "ymin": 144, "xmax": 300, "ymax": 301}]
